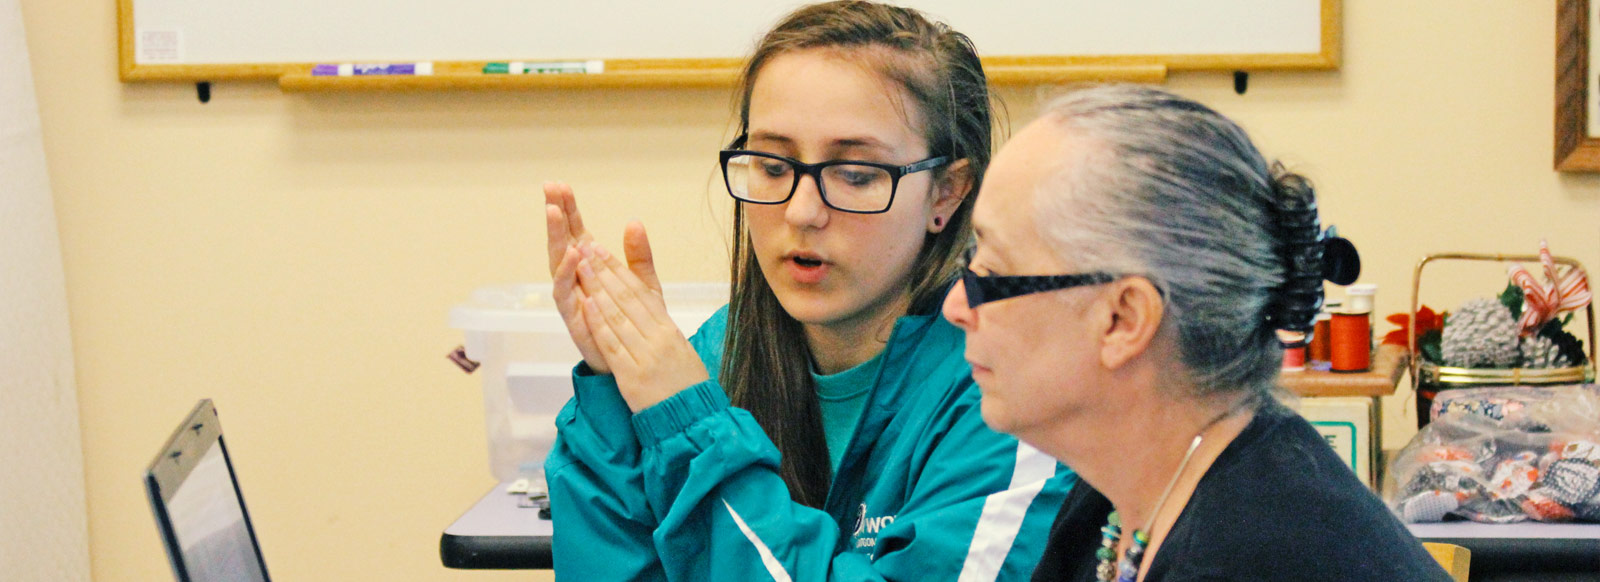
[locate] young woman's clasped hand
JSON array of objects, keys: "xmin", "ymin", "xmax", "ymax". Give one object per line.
[{"xmin": 544, "ymin": 181, "xmax": 706, "ymax": 413}]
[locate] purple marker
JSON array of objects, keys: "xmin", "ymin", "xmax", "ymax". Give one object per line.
[
  {"xmin": 311, "ymin": 62, "xmax": 433, "ymax": 76},
  {"xmin": 354, "ymin": 62, "xmax": 432, "ymax": 75}
]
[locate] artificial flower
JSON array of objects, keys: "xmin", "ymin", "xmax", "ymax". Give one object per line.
[{"xmin": 1383, "ymin": 305, "xmax": 1442, "ymax": 346}]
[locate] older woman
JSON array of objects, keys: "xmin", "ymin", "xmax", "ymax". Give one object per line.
[{"xmin": 943, "ymin": 85, "xmax": 1450, "ymax": 581}]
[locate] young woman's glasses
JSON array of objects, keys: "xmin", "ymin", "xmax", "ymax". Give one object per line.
[{"xmin": 720, "ymin": 150, "xmax": 949, "ymax": 214}]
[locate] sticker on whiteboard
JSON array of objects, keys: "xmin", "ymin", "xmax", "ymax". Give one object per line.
[{"xmin": 137, "ymin": 29, "xmax": 184, "ymax": 64}]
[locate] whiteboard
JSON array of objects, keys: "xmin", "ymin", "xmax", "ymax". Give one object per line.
[{"xmin": 119, "ymin": 0, "xmax": 1339, "ymax": 85}]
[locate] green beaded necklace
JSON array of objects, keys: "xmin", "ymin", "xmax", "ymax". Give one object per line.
[{"xmin": 1094, "ymin": 399, "xmax": 1254, "ymax": 582}]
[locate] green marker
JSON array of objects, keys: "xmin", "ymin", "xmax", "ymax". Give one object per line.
[{"xmin": 481, "ymin": 60, "xmax": 605, "ymax": 75}]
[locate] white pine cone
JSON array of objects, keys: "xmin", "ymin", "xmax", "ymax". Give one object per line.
[
  {"xmin": 1519, "ymin": 334, "xmax": 1573, "ymax": 369},
  {"xmin": 1442, "ymin": 298, "xmax": 1520, "ymax": 368}
]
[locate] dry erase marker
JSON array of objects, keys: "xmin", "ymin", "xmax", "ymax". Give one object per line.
[
  {"xmin": 483, "ymin": 60, "xmax": 604, "ymax": 74},
  {"xmin": 312, "ymin": 62, "xmax": 434, "ymax": 76},
  {"xmin": 527, "ymin": 60, "xmax": 603, "ymax": 74},
  {"xmin": 354, "ymin": 62, "xmax": 433, "ymax": 75}
]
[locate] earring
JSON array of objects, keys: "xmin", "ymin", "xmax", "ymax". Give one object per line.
[{"xmin": 933, "ymin": 217, "xmax": 944, "ymax": 228}]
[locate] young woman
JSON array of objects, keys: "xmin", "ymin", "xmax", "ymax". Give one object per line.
[
  {"xmin": 542, "ymin": 2, "xmax": 1075, "ymax": 580},
  {"xmin": 944, "ymin": 85, "xmax": 1449, "ymax": 581}
]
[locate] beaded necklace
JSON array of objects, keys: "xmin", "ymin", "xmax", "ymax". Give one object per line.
[{"xmin": 1094, "ymin": 399, "xmax": 1253, "ymax": 582}]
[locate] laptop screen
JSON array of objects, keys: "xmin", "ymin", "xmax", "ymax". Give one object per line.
[{"xmin": 146, "ymin": 400, "xmax": 271, "ymax": 582}]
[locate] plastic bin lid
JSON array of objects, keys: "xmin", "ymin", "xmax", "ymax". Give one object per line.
[{"xmin": 449, "ymin": 282, "xmax": 728, "ymax": 333}]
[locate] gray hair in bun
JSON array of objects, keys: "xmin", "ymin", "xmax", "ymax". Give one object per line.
[{"xmin": 1032, "ymin": 84, "xmax": 1326, "ymax": 396}]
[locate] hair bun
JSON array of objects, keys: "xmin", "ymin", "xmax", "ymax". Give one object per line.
[{"xmin": 1264, "ymin": 168, "xmax": 1361, "ymax": 342}]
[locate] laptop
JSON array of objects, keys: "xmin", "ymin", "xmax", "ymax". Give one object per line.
[{"xmin": 145, "ymin": 399, "xmax": 272, "ymax": 582}]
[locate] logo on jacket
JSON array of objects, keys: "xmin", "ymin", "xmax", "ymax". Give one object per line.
[{"xmin": 851, "ymin": 503, "xmax": 896, "ymax": 549}]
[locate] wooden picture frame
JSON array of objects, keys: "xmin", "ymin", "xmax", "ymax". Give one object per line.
[{"xmin": 1557, "ymin": 0, "xmax": 1600, "ymax": 170}]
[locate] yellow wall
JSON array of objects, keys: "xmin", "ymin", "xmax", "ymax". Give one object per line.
[{"xmin": 19, "ymin": 1, "xmax": 1598, "ymax": 580}]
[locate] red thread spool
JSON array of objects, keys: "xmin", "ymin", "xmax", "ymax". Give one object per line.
[
  {"xmin": 1308, "ymin": 313, "xmax": 1332, "ymax": 363},
  {"xmin": 1281, "ymin": 345, "xmax": 1306, "ymax": 371},
  {"xmin": 1330, "ymin": 311, "xmax": 1371, "ymax": 372}
]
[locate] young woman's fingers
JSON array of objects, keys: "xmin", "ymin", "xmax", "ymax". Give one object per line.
[
  {"xmin": 552, "ymin": 247, "xmax": 586, "ymax": 330},
  {"xmin": 544, "ymin": 181, "xmax": 593, "ymax": 241},
  {"xmin": 543, "ymin": 182, "xmax": 570, "ymax": 237},
  {"xmin": 622, "ymin": 221, "xmax": 663, "ymax": 296},
  {"xmin": 584, "ymin": 245, "xmax": 668, "ymax": 330},
  {"xmin": 587, "ymin": 233, "xmax": 630, "ymax": 275},
  {"xmin": 618, "ymin": 224, "xmax": 674, "ymax": 324},
  {"xmin": 551, "ymin": 182, "xmax": 591, "ymax": 243},
  {"xmin": 545, "ymin": 204, "xmax": 571, "ymax": 274},
  {"xmin": 578, "ymin": 265, "xmax": 653, "ymax": 361},
  {"xmin": 581, "ymin": 296, "xmax": 637, "ymax": 374},
  {"xmin": 553, "ymin": 246, "xmax": 610, "ymax": 373},
  {"xmin": 552, "ymin": 245, "xmax": 582, "ymax": 305}
]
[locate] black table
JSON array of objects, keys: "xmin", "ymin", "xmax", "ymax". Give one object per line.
[
  {"xmin": 440, "ymin": 488, "xmax": 1600, "ymax": 574},
  {"xmin": 440, "ymin": 483, "xmax": 552, "ymax": 569},
  {"xmin": 1408, "ymin": 522, "xmax": 1600, "ymax": 574}
]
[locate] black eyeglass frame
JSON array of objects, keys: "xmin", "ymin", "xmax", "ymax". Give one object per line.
[
  {"xmin": 960, "ymin": 267, "xmax": 1123, "ymax": 309},
  {"xmin": 718, "ymin": 149, "xmax": 950, "ymax": 214}
]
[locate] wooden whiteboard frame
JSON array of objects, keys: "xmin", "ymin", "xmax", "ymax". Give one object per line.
[{"xmin": 118, "ymin": 0, "xmax": 1340, "ymax": 90}]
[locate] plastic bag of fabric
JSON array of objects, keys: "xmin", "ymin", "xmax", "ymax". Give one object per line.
[{"xmin": 1386, "ymin": 384, "xmax": 1600, "ymax": 523}]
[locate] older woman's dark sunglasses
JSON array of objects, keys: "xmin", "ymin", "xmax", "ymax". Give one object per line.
[{"xmin": 959, "ymin": 267, "xmax": 1121, "ymax": 309}]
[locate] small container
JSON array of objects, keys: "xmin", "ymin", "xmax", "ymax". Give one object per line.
[
  {"xmin": 1330, "ymin": 310, "xmax": 1371, "ymax": 372},
  {"xmin": 1346, "ymin": 284, "xmax": 1378, "ymax": 349},
  {"xmin": 1345, "ymin": 284, "xmax": 1377, "ymax": 314},
  {"xmin": 450, "ymin": 282, "xmax": 728, "ymax": 481}
]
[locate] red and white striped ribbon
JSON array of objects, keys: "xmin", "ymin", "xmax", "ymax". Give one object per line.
[{"xmin": 1507, "ymin": 240, "xmax": 1592, "ymax": 337}]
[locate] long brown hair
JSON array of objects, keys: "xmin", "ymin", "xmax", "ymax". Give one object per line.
[{"xmin": 721, "ymin": 0, "xmax": 994, "ymax": 508}]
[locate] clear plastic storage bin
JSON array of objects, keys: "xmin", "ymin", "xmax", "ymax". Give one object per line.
[{"xmin": 450, "ymin": 282, "xmax": 728, "ymax": 482}]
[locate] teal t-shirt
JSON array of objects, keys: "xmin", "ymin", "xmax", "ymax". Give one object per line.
[{"xmin": 813, "ymin": 352, "xmax": 882, "ymax": 472}]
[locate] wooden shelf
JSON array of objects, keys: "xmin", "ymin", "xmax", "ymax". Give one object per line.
[{"xmin": 1281, "ymin": 343, "xmax": 1408, "ymax": 398}]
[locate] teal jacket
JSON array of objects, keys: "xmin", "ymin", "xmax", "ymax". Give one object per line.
[{"xmin": 546, "ymin": 305, "xmax": 1076, "ymax": 581}]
